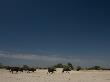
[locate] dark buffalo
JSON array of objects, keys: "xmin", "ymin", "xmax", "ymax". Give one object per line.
[
  {"xmin": 76, "ymin": 66, "xmax": 81, "ymax": 71},
  {"xmin": 18, "ymin": 68, "xmax": 24, "ymax": 72},
  {"xmin": 10, "ymin": 67, "xmax": 19, "ymax": 74},
  {"xmin": 47, "ymin": 67, "xmax": 56, "ymax": 74},
  {"xmin": 62, "ymin": 67, "xmax": 71, "ymax": 73},
  {"xmin": 27, "ymin": 68, "xmax": 36, "ymax": 73},
  {"xmin": 10, "ymin": 67, "xmax": 24, "ymax": 74}
]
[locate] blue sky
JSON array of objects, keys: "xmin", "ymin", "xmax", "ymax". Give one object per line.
[{"xmin": 0, "ymin": 0, "xmax": 110, "ymax": 67}]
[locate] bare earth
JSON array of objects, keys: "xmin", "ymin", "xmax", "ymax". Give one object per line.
[{"xmin": 0, "ymin": 69, "xmax": 110, "ymax": 82}]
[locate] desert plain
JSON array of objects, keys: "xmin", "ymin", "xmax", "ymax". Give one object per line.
[{"xmin": 0, "ymin": 69, "xmax": 110, "ymax": 82}]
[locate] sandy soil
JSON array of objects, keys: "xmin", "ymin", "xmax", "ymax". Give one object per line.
[{"xmin": 0, "ymin": 69, "xmax": 110, "ymax": 82}]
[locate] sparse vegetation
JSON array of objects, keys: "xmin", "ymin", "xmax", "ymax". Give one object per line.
[
  {"xmin": 53, "ymin": 62, "xmax": 74, "ymax": 70},
  {"xmin": 0, "ymin": 62, "xmax": 110, "ymax": 71},
  {"xmin": 87, "ymin": 66, "xmax": 102, "ymax": 70},
  {"xmin": 53, "ymin": 63, "xmax": 64, "ymax": 68},
  {"xmin": 22, "ymin": 65, "xmax": 29, "ymax": 70}
]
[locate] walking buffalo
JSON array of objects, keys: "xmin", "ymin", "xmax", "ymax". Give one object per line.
[
  {"xmin": 10, "ymin": 67, "xmax": 20, "ymax": 74},
  {"xmin": 62, "ymin": 67, "xmax": 71, "ymax": 73},
  {"xmin": 27, "ymin": 68, "xmax": 36, "ymax": 73},
  {"xmin": 47, "ymin": 67, "xmax": 56, "ymax": 74}
]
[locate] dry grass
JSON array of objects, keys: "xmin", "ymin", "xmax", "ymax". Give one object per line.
[{"xmin": 0, "ymin": 69, "xmax": 110, "ymax": 82}]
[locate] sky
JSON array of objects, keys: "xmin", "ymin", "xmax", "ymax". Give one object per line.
[{"xmin": 0, "ymin": 0, "xmax": 110, "ymax": 67}]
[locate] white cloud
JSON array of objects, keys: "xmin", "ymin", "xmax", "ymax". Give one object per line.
[
  {"xmin": 0, "ymin": 51, "xmax": 110, "ymax": 67},
  {"xmin": 0, "ymin": 52, "xmax": 69, "ymax": 62}
]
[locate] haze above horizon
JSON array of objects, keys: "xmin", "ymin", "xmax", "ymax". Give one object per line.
[{"xmin": 0, "ymin": 0, "xmax": 110, "ymax": 67}]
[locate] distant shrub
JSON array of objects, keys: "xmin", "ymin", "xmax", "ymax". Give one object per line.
[
  {"xmin": 22, "ymin": 65, "xmax": 29, "ymax": 68},
  {"xmin": 87, "ymin": 66, "xmax": 102, "ymax": 70},
  {"xmin": 53, "ymin": 63, "xmax": 64, "ymax": 68},
  {"xmin": 22, "ymin": 65, "xmax": 29, "ymax": 70},
  {"xmin": 53, "ymin": 63, "xmax": 74, "ymax": 70}
]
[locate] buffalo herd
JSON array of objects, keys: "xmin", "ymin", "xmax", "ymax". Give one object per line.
[
  {"xmin": 5, "ymin": 66, "xmax": 75, "ymax": 74},
  {"xmin": 6, "ymin": 66, "xmax": 36, "ymax": 74}
]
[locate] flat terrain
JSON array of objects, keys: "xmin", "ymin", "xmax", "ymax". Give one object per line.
[{"xmin": 0, "ymin": 69, "xmax": 110, "ymax": 82}]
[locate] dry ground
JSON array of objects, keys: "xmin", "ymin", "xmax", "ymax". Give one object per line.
[{"xmin": 0, "ymin": 69, "xmax": 110, "ymax": 82}]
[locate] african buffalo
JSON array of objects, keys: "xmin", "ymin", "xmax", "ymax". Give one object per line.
[
  {"xmin": 27, "ymin": 68, "xmax": 36, "ymax": 73},
  {"xmin": 62, "ymin": 67, "xmax": 71, "ymax": 73},
  {"xmin": 18, "ymin": 68, "xmax": 24, "ymax": 72},
  {"xmin": 10, "ymin": 67, "xmax": 19, "ymax": 74},
  {"xmin": 47, "ymin": 67, "xmax": 56, "ymax": 74}
]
